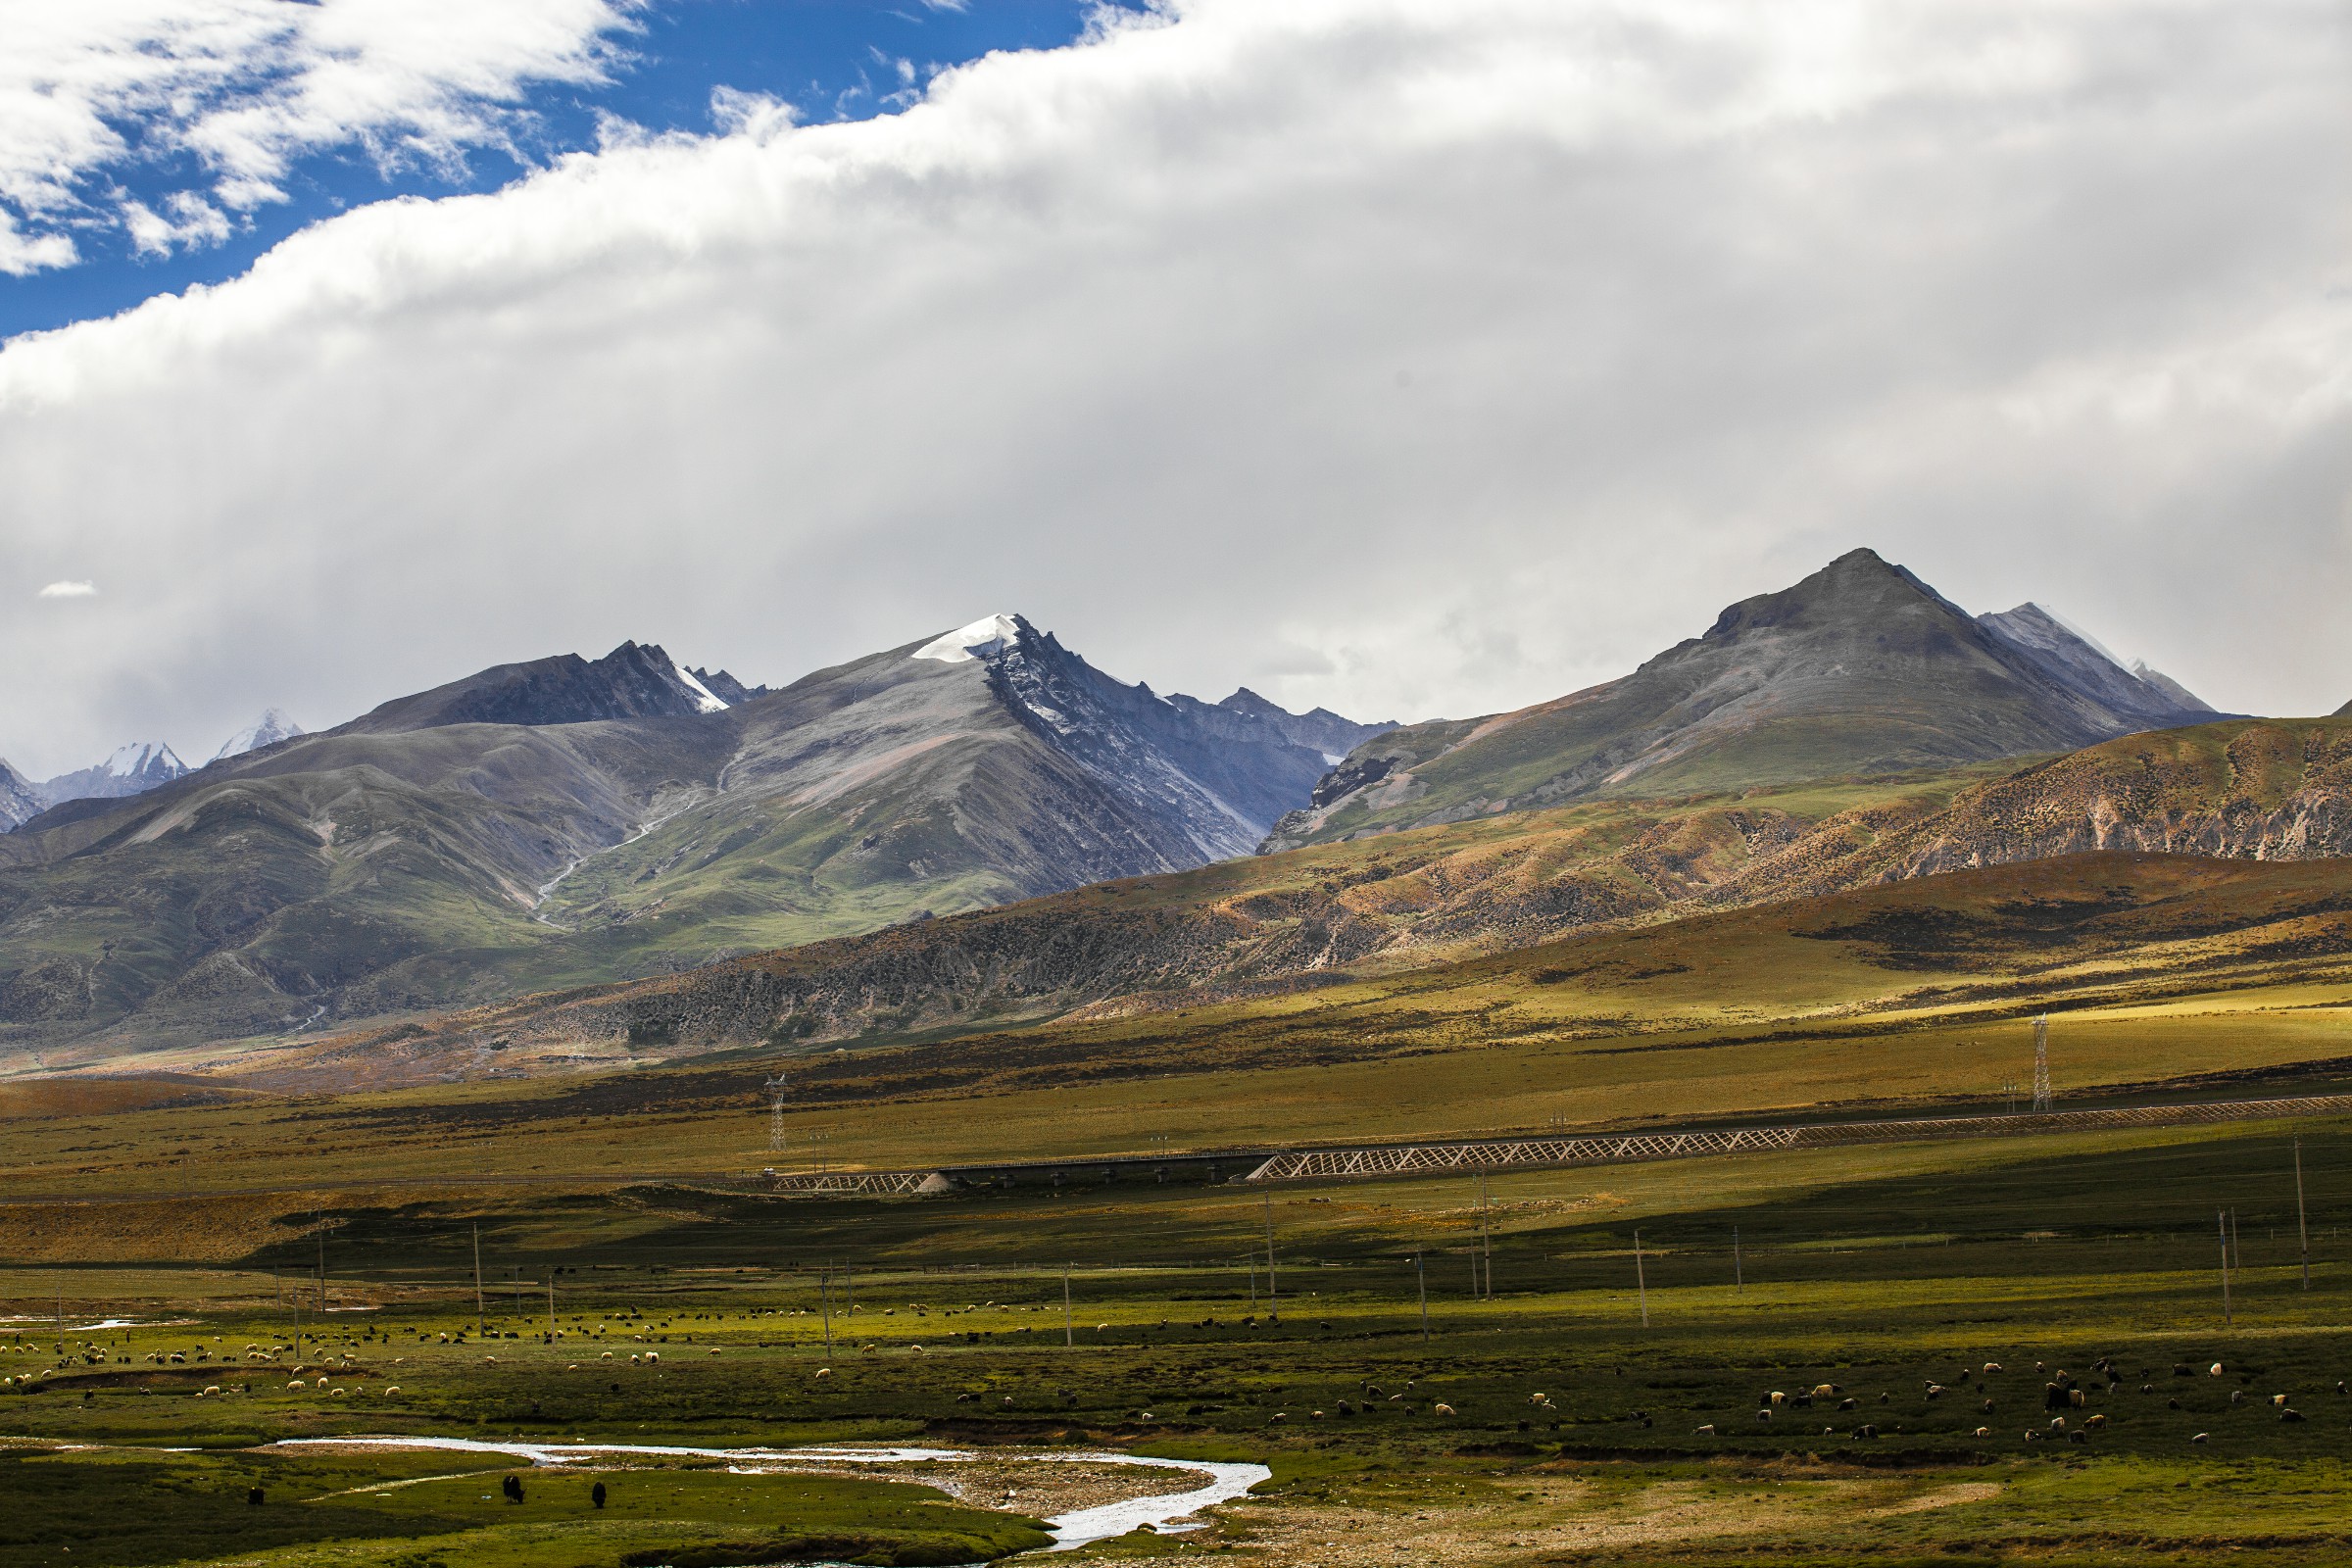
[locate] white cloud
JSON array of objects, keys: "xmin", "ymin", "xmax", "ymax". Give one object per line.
[
  {"xmin": 0, "ymin": 0, "xmax": 636, "ymax": 271},
  {"xmin": 0, "ymin": 0, "xmax": 2346, "ymax": 774},
  {"xmin": 37, "ymin": 580, "xmax": 97, "ymax": 599}
]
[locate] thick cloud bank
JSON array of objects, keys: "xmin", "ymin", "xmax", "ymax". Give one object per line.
[{"xmin": 2, "ymin": 0, "xmax": 2346, "ymax": 772}]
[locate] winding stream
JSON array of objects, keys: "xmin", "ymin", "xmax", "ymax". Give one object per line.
[{"xmin": 273, "ymin": 1435, "xmax": 1269, "ymax": 1552}]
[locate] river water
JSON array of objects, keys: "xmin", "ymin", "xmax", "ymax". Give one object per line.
[{"xmin": 274, "ymin": 1434, "xmax": 1269, "ymax": 1552}]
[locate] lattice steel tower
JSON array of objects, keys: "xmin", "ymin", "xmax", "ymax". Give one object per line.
[
  {"xmin": 2031, "ymin": 1015, "xmax": 2052, "ymax": 1112},
  {"xmin": 764, "ymin": 1072, "xmax": 789, "ymax": 1153}
]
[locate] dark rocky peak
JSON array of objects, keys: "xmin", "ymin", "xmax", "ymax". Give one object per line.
[
  {"xmin": 2338, "ymin": 698, "xmax": 2352, "ymax": 717},
  {"xmin": 908, "ymin": 612, "xmax": 1385, "ymax": 852},
  {"xmin": 1691, "ymin": 546, "xmax": 1975, "ymax": 648},
  {"xmin": 343, "ymin": 640, "xmax": 739, "ymax": 734},
  {"xmin": 1216, "ymin": 687, "xmax": 1397, "ymax": 761}
]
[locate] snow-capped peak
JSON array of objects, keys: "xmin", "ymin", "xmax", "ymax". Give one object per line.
[
  {"xmin": 914, "ymin": 612, "xmax": 1024, "ymax": 664},
  {"xmin": 212, "ymin": 708, "xmax": 305, "ymax": 762},
  {"xmin": 670, "ymin": 662, "xmax": 730, "ymax": 713},
  {"xmin": 104, "ymin": 741, "xmax": 186, "ymax": 779}
]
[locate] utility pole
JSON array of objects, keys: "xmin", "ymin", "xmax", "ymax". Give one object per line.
[
  {"xmin": 1733, "ymin": 1226, "xmax": 1742, "ymax": 1288},
  {"xmin": 1479, "ymin": 1171, "xmax": 1494, "ymax": 1300},
  {"xmin": 1062, "ymin": 1265, "xmax": 1073, "ymax": 1348},
  {"xmin": 1261, "ymin": 1194, "xmax": 1278, "ymax": 1315},
  {"xmin": 2031, "ymin": 1015, "xmax": 2051, "ymax": 1112},
  {"xmin": 764, "ymin": 1072, "xmax": 788, "ymax": 1154},
  {"xmin": 471, "ymin": 1224, "xmax": 486, "ymax": 1336},
  {"xmin": 2220, "ymin": 1209, "xmax": 2233, "ymax": 1327},
  {"xmin": 1415, "ymin": 1252, "xmax": 1429, "ymax": 1343},
  {"xmin": 2294, "ymin": 1138, "xmax": 2311, "ymax": 1290},
  {"xmin": 1634, "ymin": 1230, "xmax": 1649, "ymax": 1329}
]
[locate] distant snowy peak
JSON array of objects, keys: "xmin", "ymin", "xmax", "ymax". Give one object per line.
[
  {"xmin": 914, "ymin": 613, "xmax": 1026, "ymax": 664},
  {"xmin": 34, "ymin": 741, "xmax": 190, "ymax": 809},
  {"xmin": 212, "ymin": 708, "xmax": 305, "ymax": 762},
  {"xmin": 1977, "ymin": 603, "xmax": 2214, "ymax": 725}
]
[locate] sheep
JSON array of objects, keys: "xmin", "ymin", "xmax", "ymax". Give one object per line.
[
  {"xmin": 600, "ymin": 1351, "xmax": 613, "ymax": 1360},
  {"xmin": 1984, "ymin": 1363, "xmax": 2003, "ymax": 1375},
  {"xmin": 2086, "ymin": 1414, "xmax": 2107, "ymax": 1429},
  {"xmin": 1838, "ymin": 1397, "xmax": 1858, "ymax": 1412},
  {"xmin": 814, "ymin": 1368, "xmax": 832, "ymax": 1379},
  {"xmin": 2049, "ymin": 1417, "xmax": 2067, "ymax": 1431},
  {"xmin": 1974, "ymin": 1426, "xmax": 1991, "ymax": 1438},
  {"xmin": 1434, "ymin": 1403, "xmax": 1455, "ymax": 1416},
  {"xmin": 2272, "ymin": 1394, "xmax": 2290, "ymax": 1407},
  {"xmin": 1768, "ymin": 1390, "xmax": 1788, "ymax": 1407},
  {"xmin": 1813, "ymin": 1383, "xmax": 1839, "ymax": 1398},
  {"xmin": 1268, "ymin": 1412, "xmax": 1288, "ymax": 1424},
  {"xmin": 331, "ymin": 1388, "xmax": 347, "ymax": 1397},
  {"xmin": 708, "ymin": 1348, "xmax": 720, "ymax": 1356},
  {"xmin": 2280, "ymin": 1408, "xmax": 2306, "ymax": 1423},
  {"xmin": 2230, "ymin": 1390, "xmax": 2245, "ymax": 1405},
  {"xmin": 286, "ymin": 1379, "xmax": 306, "ymax": 1390},
  {"xmin": 1754, "ymin": 1408, "xmax": 1772, "ymax": 1423},
  {"xmin": 644, "ymin": 1351, "xmax": 660, "ymax": 1363},
  {"xmin": 384, "ymin": 1387, "xmax": 400, "ymax": 1396},
  {"xmin": 1695, "ymin": 1424, "xmax": 1717, "ymax": 1436},
  {"xmin": 2210, "ymin": 1363, "xmax": 2225, "ymax": 1377},
  {"xmin": 199, "ymin": 1386, "xmax": 220, "ymax": 1398},
  {"xmin": 2191, "ymin": 1432, "xmax": 2210, "ymax": 1444}
]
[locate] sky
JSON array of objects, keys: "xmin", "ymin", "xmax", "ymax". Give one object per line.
[{"xmin": 1, "ymin": 0, "xmax": 2347, "ymax": 776}]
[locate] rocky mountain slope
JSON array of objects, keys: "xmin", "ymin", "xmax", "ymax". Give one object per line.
[
  {"xmin": 1265, "ymin": 549, "xmax": 2216, "ymax": 850},
  {"xmin": 0, "ymin": 759, "xmax": 40, "ymax": 832},
  {"xmin": 0, "ymin": 618, "xmax": 1379, "ymax": 1057},
  {"xmin": 348, "ymin": 716, "xmax": 2351, "ymax": 1071},
  {"xmin": 1720, "ymin": 716, "xmax": 2352, "ymax": 903}
]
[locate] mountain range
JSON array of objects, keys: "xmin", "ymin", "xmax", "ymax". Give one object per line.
[
  {"xmin": 0, "ymin": 547, "xmax": 2300, "ymax": 1072},
  {"xmin": 0, "ymin": 614, "xmax": 1386, "ymax": 1054}
]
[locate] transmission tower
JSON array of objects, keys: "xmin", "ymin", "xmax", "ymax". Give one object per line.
[
  {"xmin": 763, "ymin": 1071, "xmax": 789, "ymax": 1153},
  {"xmin": 2031, "ymin": 1015, "xmax": 2051, "ymax": 1112}
]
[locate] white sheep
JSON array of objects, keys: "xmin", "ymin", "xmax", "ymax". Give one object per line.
[
  {"xmin": 287, "ymin": 1379, "xmax": 306, "ymax": 1390},
  {"xmin": 645, "ymin": 1351, "xmax": 660, "ymax": 1363},
  {"xmin": 814, "ymin": 1368, "xmax": 832, "ymax": 1379},
  {"xmin": 1434, "ymin": 1403, "xmax": 1456, "ymax": 1416}
]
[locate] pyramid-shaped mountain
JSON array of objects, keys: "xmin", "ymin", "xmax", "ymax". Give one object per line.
[{"xmin": 1268, "ymin": 548, "xmax": 2217, "ymax": 848}]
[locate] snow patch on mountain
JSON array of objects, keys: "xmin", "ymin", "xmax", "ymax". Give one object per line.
[
  {"xmin": 670, "ymin": 662, "xmax": 729, "ymax": 713},
  {"xmin": 915, "ymin": 613, "xmax": 1022, "ymax": 664}
]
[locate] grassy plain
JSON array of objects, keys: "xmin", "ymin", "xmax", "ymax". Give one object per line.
[{"xmin": 14, "ymin": 1118, "xmax": 2352, "ymax": 1564}]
